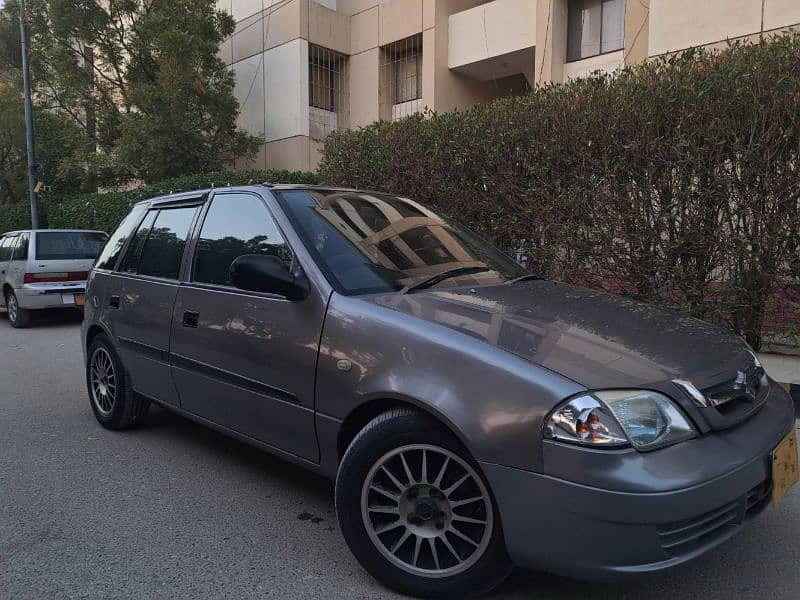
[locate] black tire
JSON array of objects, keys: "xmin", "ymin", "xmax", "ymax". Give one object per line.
[
  {"xmin": 5, "ymin": 290, "xmax": 32, "ymax": 328},
  {"xmin": 335, "ymin": 408, "xmax": 512, "ymax": 599},
  {"xmin": 86, "ymin": 334, "xmax": 149, "ymax": 429}
]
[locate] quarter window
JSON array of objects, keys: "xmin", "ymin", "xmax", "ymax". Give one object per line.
[
  {"xmin": 567, "ymin": 0, "xmax": 626, "ymax": 62},
  {"xmin": 120, "ymin": 210, "xmax": 158, "ymax": 274},
  {"xmin": 96, "ymin": 205, "xmax": 147, "ymax": 271},
  {"xmin": 193, "ymin": 193, "xmax": 292, "ymax": 287},
  {"xmin": 12, "ymin": 233, "xmax": 28, "ymax": 261},
  {"xmin": 0, "ymin": 236, "xmax": 15, "ymax": 261}
]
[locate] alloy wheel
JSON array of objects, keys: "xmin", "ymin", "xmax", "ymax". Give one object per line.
[
  {"xmin": 360, "ymin": 444, "xmax": 493, "ymax": 579},
  {"xmin": 90, "ymin": 347, "xmax": 117, "ymax": 415},
  {"xmin": 7, "ymin": 293, "xmax": 18, "ymax": 324}
]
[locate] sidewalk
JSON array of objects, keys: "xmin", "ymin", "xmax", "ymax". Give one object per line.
[{"xmin": 759, "ymin": 353, "xmax": 800, "ymax": 416}]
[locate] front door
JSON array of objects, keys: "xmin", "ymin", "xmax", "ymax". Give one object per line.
[
  {"xmin": 108, "ymin": 203, "xmax": 201, "ymax": 406},
  {"xmin": 169, "ymin": 191, "xmax": 326, "ymax": 462}
]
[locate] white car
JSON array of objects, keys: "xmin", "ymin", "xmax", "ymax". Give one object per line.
[{"xmin": 1, "ymin": 229, "xmax": 108, "ymax": 328}]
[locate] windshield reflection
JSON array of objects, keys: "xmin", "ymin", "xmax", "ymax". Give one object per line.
[{"xmin": 278, "ymin": 190, "xmax": 526, "ymax": 295}]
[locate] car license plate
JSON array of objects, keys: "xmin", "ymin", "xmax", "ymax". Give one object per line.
[
  {"xmin": 61, "ymin": 294, "xmax": 75, "ymax": 305},
  {"xmin": 772, "ymin": 428, "xmax": 799, "ymax": 506},
  {"xmin": 75, "ymin": 293, "xmax": 85, "ymax": 306}
]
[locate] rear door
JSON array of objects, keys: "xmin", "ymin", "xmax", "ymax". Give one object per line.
[
  {"xmin": 169, "ymin": 191, "xmax": 326, "ymax": 462},
  {"xmin": 107, "ymin": 202, "xmax": 202, "ymax": 406}
]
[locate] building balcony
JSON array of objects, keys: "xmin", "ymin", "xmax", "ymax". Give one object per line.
[{"xmin": 447, "ymin": 0, "xmax": 536, "ymax": 85}]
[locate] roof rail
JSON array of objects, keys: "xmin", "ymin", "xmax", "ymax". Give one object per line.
[{"xmin": 262, "ymin": 181, "xmax": 275, "ymax": 187}]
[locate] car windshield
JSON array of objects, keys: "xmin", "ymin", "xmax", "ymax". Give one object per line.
[
  {"xmin": 277, "ymin": 190, "xmax": 527, "ymax": 295},
  {"xmin": 36, "ymin": 231, "xmax": 108, "ymax": 261}
]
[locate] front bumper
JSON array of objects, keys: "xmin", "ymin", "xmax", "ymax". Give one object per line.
[
  {"xmin": 482, "ymin": 382, "xmax": 796, "ymax": 580},
  {"xmin": 17, "ymin": 282, "xmax": 86, "ymax": 310}
]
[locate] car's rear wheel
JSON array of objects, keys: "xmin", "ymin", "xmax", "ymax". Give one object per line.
[
  {"xmin": 5, "ymin": 290, "xmax": 31, "ymax": 328},
  {"xmin": 87, "ymin": 334, "xmax": 149, "ymax": 429},
  {"xmin": 336, "ymin": 408, "xmax": 512, "ymax": 599}
]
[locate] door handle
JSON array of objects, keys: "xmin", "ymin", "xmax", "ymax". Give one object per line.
[
  {"xmin": 109, "ymin": 295, "xmax": 120, "ymax": 309},
  {"xmin": 182, "ymin": 311, "xmax": 199, "ymax": 328}
]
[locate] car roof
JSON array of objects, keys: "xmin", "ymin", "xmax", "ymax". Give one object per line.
[
  {"xmin": 133, "ymin": 183, "xmax": 394, "ymax": 208},
  {"xmin": 2, "ymin": 229, "xmax": 107, "ymax": 236}
]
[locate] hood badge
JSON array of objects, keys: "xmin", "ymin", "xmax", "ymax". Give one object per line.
[
  {"xmin": 672, "ymin": 379, "xmax": 709, "ymax": 407},
  {"xmin": 337, "ymin": 359, "xmax": 352, "ymax": 372}
]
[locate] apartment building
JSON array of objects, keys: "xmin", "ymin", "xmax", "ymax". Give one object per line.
[{"xmin": 216, "ymin": 0, "xmax": 800, "ymax": 172}]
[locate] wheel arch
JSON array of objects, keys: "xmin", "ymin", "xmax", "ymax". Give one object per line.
[
  {"xmin": 85, "ymin": 322, "xmax": 112, "ymax": 351},
  {"xmin": 336, "ymin": 394, "xmax": 475, "ymax": 463}
]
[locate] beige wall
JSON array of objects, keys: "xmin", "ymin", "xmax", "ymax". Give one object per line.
[{"xmin": 222, "ymin": 0, "xmax": 800, "ymax": 171}]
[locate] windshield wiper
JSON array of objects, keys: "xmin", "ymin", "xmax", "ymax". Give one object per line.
[
  {"xmin": 505, "ymin": 274, "xmax": 547, "ymax": 285},
  {"xmin": 400, "ymin": 266, "xmax": 492, "ymax": 294}
]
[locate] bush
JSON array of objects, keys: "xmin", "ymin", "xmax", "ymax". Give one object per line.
[
  {"xmin": 320, "ymin": 33, "xmax": 800, "ymax": 349},
  {"xmin": 0, "ymin": 168, "xmax": 318, "ymax": 235}
]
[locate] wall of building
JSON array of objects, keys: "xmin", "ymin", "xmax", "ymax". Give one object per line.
[{"xmin": 219, "ymin": 0, "xmax": 800, "ymax": 172}]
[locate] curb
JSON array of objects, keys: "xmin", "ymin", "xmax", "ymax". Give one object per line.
[{"xmin": 777, "ymin": 381, "xmax": 800, "ymax": 419}]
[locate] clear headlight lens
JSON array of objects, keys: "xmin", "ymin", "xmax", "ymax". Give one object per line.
[
  {"xmin": 544, "ymin": 394, "xmax": 628, "ymax": 447},
  {"xmin": 545, "ymin": 390, "xmax": 698, "ymax": 451}
]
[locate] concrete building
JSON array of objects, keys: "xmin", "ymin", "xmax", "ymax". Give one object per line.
[{"xmin": 216, "ymin": 0, "xmax": 800, "ymax": 172}]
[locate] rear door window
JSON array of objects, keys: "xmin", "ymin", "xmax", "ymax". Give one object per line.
[
  {"xmin": 121, "ymin": 207, "xmax": 198, "ymax": 280},
  {"xmin": 137, "ymin": 208, "xmax": 198, "ymax": 279},
  {"xmin": 35, "ymin": 231, "xmax": 108, "ymax": 261}
]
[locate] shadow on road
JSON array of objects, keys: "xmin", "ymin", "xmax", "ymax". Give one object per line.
[
  {"xmin": 1, "ymin": 307, "xmax": 84, "ymax": 329},
  {"xmin": 141, "ymin": 403, "xmax": 333, "ymax": 502}
]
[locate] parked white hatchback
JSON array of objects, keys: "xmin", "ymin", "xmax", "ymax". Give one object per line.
[{"xmin": 0, "ymin": 229, "xmax": 108, "ymax": 328}]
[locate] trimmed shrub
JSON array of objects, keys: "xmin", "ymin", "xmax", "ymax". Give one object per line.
[
  {"xmin": 1, "ymin": 169, "xmax": 318, "ymax": 235},
  {"xmin": 320, "ymin": 33, "xmax": 800, "ymax": 349}
]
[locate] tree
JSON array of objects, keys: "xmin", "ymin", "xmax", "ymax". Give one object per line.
[{"xmin": 1, "ymin": 0, "xmax": 260, "ymax": 188}]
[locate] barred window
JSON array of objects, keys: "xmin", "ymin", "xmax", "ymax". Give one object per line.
[
  {"xmin": 380, "ymin": 34, "xmax": 423, "ymax": 119},
  {"xmin": 309, "ymin": 44, "xmax": 347, "ymax": 113}
]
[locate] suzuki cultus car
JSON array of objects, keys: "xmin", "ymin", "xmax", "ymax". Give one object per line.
[{"xmin": 81, "ymin": 185, "xmax": 798, "ymax": 598}]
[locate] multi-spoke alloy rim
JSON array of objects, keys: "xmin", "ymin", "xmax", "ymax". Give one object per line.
[
  {"xmin": 361, "ymin": 444, "xmax": 493, "ymax": 578},
  {"xmin": 7, "ymin": 294, "xmax": 18, "ymax": 323},
  {"xmin": 90, "ymin": 348, "xmax": 117, "ymax": 415}
]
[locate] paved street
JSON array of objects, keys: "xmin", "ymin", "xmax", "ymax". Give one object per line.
[{"xmin": 1, "ymin": 312, "xmax": 799, "ymax": 600}]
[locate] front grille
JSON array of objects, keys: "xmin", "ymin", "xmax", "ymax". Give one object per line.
[
  {"xmin": 700, "ymin": 363, "xmax": 770, "ymax": 428},
  {"xmin": 657, "ymin": 479, "xmax": 772, "ymax": 557}
]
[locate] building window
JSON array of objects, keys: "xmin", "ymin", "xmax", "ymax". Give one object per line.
[
  {"xmin": 567, "ymin": 0, "xmax": 626, "ymax": 62},
  {"xmin": 380, "ymin": 34, "xmax": 422, "ymax": 120},
  {"xmin": 309, "ymin": 44, "xmax": 346, "ymax": 112},
  {"xmin": 309, "ymin": 44, "xmax": 348, "ymax": 140}
]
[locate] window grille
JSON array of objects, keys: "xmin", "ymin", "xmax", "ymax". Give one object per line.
[
  {"xmin": 380, "ymin": 34, "xmax": 423, "ymax": 121},
  {"xmin": 308, "ymin": 44, "xmax": 349, "ymax": 140}
]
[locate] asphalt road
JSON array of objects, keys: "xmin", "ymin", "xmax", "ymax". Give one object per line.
[{"xmin": 1, "ymin": 311, "xmax": 799, "ymax": 600}]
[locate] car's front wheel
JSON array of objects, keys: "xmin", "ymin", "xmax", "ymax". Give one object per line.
[
  {"xmin": 86, "ymin": 334, "xmax": 149, "ymax": 429},
  {"xmin": 5, "ymin": 290, "xmax": 31, "ymax": 328},
  {"xmin": 336, "ymin": 408, "xmax": 512, "ymax": 599}
]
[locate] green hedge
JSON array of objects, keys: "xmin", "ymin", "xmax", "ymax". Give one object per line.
[
  {"xmin": 0, "ymin": 169, "xmax": 318, "ymax": 235},
  {"xmin": 320, "ymin": 33, "xmax": 800, "ymax": 349}
]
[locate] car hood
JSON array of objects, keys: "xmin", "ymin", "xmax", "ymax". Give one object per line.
[{"xmin": 367, "ymin": 280, "xmax": 751, "ymax": 391}]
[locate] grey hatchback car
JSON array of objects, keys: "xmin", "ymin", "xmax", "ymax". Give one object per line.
[{"xmin": 82, "ymin": 185, "xmax": 798, "ymax": 598}]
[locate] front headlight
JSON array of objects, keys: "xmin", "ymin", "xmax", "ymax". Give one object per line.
[{"xmin": 545, "ymin": 390, "xmax": 698, "ymax": 451}]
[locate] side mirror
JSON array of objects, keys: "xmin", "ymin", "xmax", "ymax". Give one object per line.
[{"xmin": 230, "ymin": 254, "xmax": 308, "ymax": 300}]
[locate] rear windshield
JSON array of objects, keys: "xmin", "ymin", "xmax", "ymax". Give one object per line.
[{"xmin": 35, "ymin": 231, "xmax": 108, "ymax": 261}]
